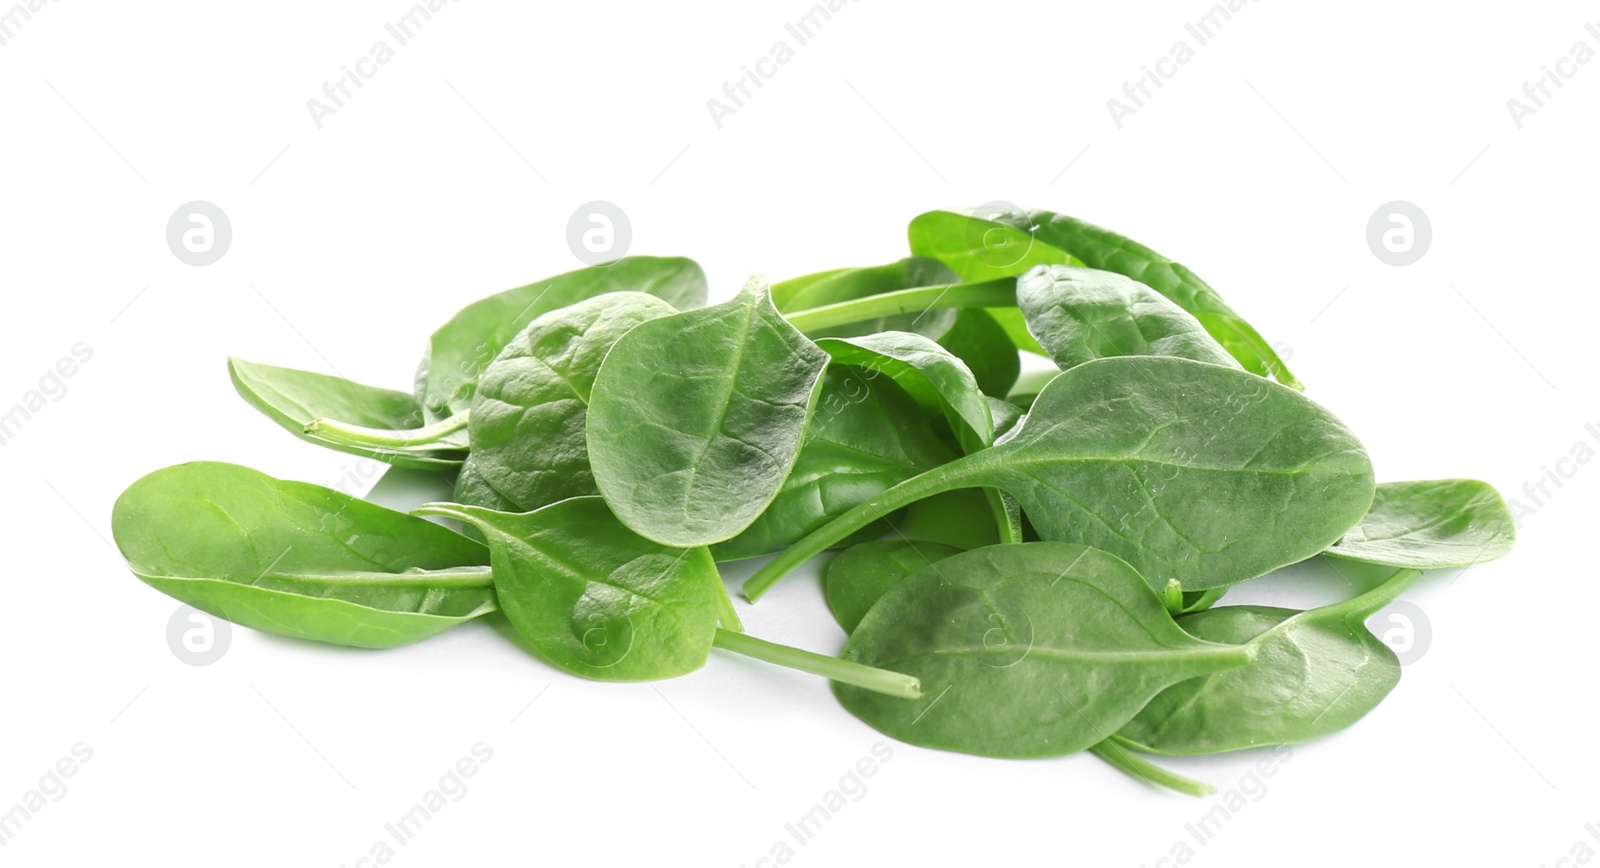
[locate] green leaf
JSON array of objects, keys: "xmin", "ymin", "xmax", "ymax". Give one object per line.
[
  {"xmin": 1115, "ymin": 568, "xmax": 1424, "ymax": 755},
  {"xmin": 112, "ymin": 462, "xmax": 494, "ymax": 649},
  {"xmin": 451, "ymin": 460, "xmax": 521, "ymax": 512},
  {"xmin": 1325, "ymin": 479, "xmax": 1515, "ymax": 569},
  {"xmin": 588, "ymin": 279, "xmax": 830, "ymax": 547},
  {"xmin": 228, "ymin": 358, "xmax": 466, "ymax": 470},
  {"xmin": 774, "ymin": 258, "xmax": 1022, "ymax": 396},
  {"xmin": 933, "ymin": 308, "xmax": 1022, "ymax": 397},
  {"xmin": 822, "ymin": 539, "xmax": 962, "ymax": 633},
  {"xmin": 814, "ymin": 332, "xmax": 1021, "ymax": 545},
  {"xmin": 461, "ymin": 292, "xmax": 680, "ymax": 513},
  {"xmin": 987, "ymin": 396, "xmax": 1026, "ymax": 443},
  {"xmin": 710, "ymin": 367, "xmax": 955, "ymax": 561},
  {"xmin": 772, "ymin": 257, "xmax": 958, "ymax": 328},
  {"xmin": 416, "ymin": 498, "xmax": 724, "ymax": 681},
  {"xmin": 814, "ymin": 332, "xmax": 993, "ymax": 454},
  {"xmin": 835, "ymin": 543, "xmax": 1256, "ymax": 758},
  {"xmin": 895, "ymin": 489, "xmax": 1005, "ymax": 551},
  {"xmin": 745, "ymin": 356, "xmax": 1374, "ymax": 600},
  {"xmin": 819, "ymin": 537, "xmax": 1210, "ymax": 794},
  {"xmin": 908, "ymin": 206, "xmax": 1299, "ymax": 388},
  {"xmin": 416, "ymin": 256, "xmax": 707, "ymax": 421},
  {"xmin": 1017, "ymin": 265, "xmax": 1239, "ymax": 371}
]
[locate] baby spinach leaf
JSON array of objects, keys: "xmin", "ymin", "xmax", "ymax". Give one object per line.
[
  {"xmin": 460, "ymin": 292, "xmax": 680, "ymax": 513},
  {"xmin": 773, "ymin": 257, "xmax": 959, "ymax": 331},
  {"xmin": 416, "ymin": 498, "xmax": 724, "ymax": 681},
  {"xmin": 774, "ymin": 258, "xmax": 1021, "ymax": 397},
  {"xmin": 1115, "ymin": 566, "xmax": 1423, "ymax": 755},
  {"xmin": 710, "ymin": 367, "xmax": 955, "ymax": 561},
  {"xmin": 745, "ymin": 355, "xmax": 1375, "ymax": 601},
  {"xmin": 908, "ymin": 206, "xmax": 1299, "ymax": 388},
  {"xmin": 588, "ymin": 278, "xmax": 830, "ymax": 548},
  {"xmin": 821, "ymin": 536, "xmax": 1213, "ymax": 795},
  {"xmin": 835, "ymin": 542, "xmax": 1256, "ymax": 758},
  {"xmin": 781, "ymin": 277, "xmax": 1026, "ymax": 346},
  {"xmin": 814, "ymin": 332, "xmax": 1023, "ymax": 544},
  {"xmin": 228, "ymin": 358, "xmax": 466, "ymax": 470},
  {"xmin": 112, "ymin": 462, "xmax": 494, "ymax": 649},
  {"xmin": 416, "ymin": 256, "xmax": 707, "ymax": 422},
  {"xmin": 1325, "ymin": 479, "xmax": 1514, "ymax": 569},
  {"xmin": 1180, "ymin": 587, "xmax": 1228, "ymax": 614},
  {"xmin": 897, "ymin": 489, "xmax": 1008, "ymax": 551},
  {"xmin": 451, "ymin": 460, "xmax": 521, "ymax": 512},
  {"xmin": 1017, "ymin": 265, "xmax": 1239, "ymax": 371},
  {"xmin": 987, "ymin": 396, "xmax": 1026, "ymax": 443},
  {"xmin": 417, "ymin": 498, "xmax": 922, "ymax": 697},
  {"xmin": 814, "ymin": 332, "xmax": 993, "ymax": 453},
  {"xmin": 823, "ymin": 539, "xmax": 962, "ymax": 633},
  {"xmin": 933, "ymin": 308, "xmax": 1022, "ymax": 398}
]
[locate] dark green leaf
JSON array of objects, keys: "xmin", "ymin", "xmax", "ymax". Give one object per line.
[
  {"xmin": 933, "ymin": 308, "xmax": 1022, "ymax": 397},
  {"xmin": 710, "ymin": 367, "xmax": 954, "ymax": 561},
  {"xmin": 746, "ymin": 356, "xmax": 1374, "ymax": 600},
  {"xmin": 908, "ymin": 206, "xmax": 1298, "ymax": 388},
  {"xmin": 814, "ymin": 332, "xmax": 993, "ymax": 454},
  {"xmin": 1116, "ymin": 568, "xmax": 1423, "ymax": 754},
  {"xmin": 835, "ymin": 543, "xmax": 1255, "ymax": 758},
  {"xmin": 823, "ymin": 539, "xmax": 961, "ymax": 633}
]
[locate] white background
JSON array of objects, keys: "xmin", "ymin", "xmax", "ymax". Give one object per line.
[{"xmin": 1, "ymin": 1, "xmax": 1593, "ymax": 865}]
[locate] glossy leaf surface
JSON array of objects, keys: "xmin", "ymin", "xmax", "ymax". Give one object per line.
[
  {"xmin": 418, "ymin": 498, "xmax": 723, "ymax": 681},
  {"xmin": 835, "ymin": 543, "xmax": 1255, "ymax": 758},
  {"xmin": 112, "ymin": 462, "xmax": 493, "ymax": 649}
]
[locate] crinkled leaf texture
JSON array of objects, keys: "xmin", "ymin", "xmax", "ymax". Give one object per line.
[{"xmin": 587, "ymin": 279, "xmax": 829, "ymax": 547}]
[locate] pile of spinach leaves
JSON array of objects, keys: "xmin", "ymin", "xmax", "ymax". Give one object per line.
[{"xmin": 112, "ymin": 206, "xmax": 1513, "ymax": 795}]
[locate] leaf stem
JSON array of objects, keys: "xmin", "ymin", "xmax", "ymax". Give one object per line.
[
  {"xmin": 1092, "ymin": 738, "xmax": 1214, "ymax": 797},
  {"xmin": 1320, "ymin": 566, "xmax": 1426, "ymax": 621},
  {"xmin": 711, "ymin": 629, "xmax": 922, "ymax": 699},
  {"xmin": 987, "ymin": 489, "xmax": 1023, "ymax": 544},
  {"xmin": 1161, "ymin": 579, "xmax": 1185, "ymax": 616},
  {"xmin": 742, "ymin": 462, "xmax": 975, "ymax": 601},
  {"xmin": 307, "ymin": 411, "xmax": 471, "ymax": 450},
  {"xmin": 784, "ymin": 278, "xmax": 1018, "ymax": 335},
  {"xmin": 714, "ymin": 583, "xmax": 745, "ymax": 633}
]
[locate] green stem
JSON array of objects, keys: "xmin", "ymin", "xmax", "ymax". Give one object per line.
[
  {"xmin": 742, "ymin": 462, "xmax": 976, "ymax": 602},
  {"xmin": 784, "ymin": 277, "xmax": 1018, "ymax": 335},
  {"xmin": 1092, "ymin": 738, "xmax": 1214, "ymax": 797},
  {"xmin": 1319, "ymin": 567, "xmax": 1425, "ymax": 621},
  {"xmin": 307, "ymin": 411, "xmax": 471, "ymax": 450},
  {"xmin": 1180, "ymin": 587, "xmax": 1228, "ymax": 614},
  {"xmin": 712, "ymin": 629, "xmax": 921, "ymax": 699},
  {"xmin": 163, "ymin": 565, "xmax": 497, "ymax": 589},
  {"xmin": 714, "ymin": 583, "xmax": 745, "ymax": 633},
  {"xmin": 987, "ymin": 489, "xmax": 1023, "ymax": 544},
  {"xmin": 1228, "ymin": 567, "xmax": 1423, "ymax": 660},
  {"xmin": 1161, "ymin": 579, "xmax": 1185, "ymax": 616}
]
